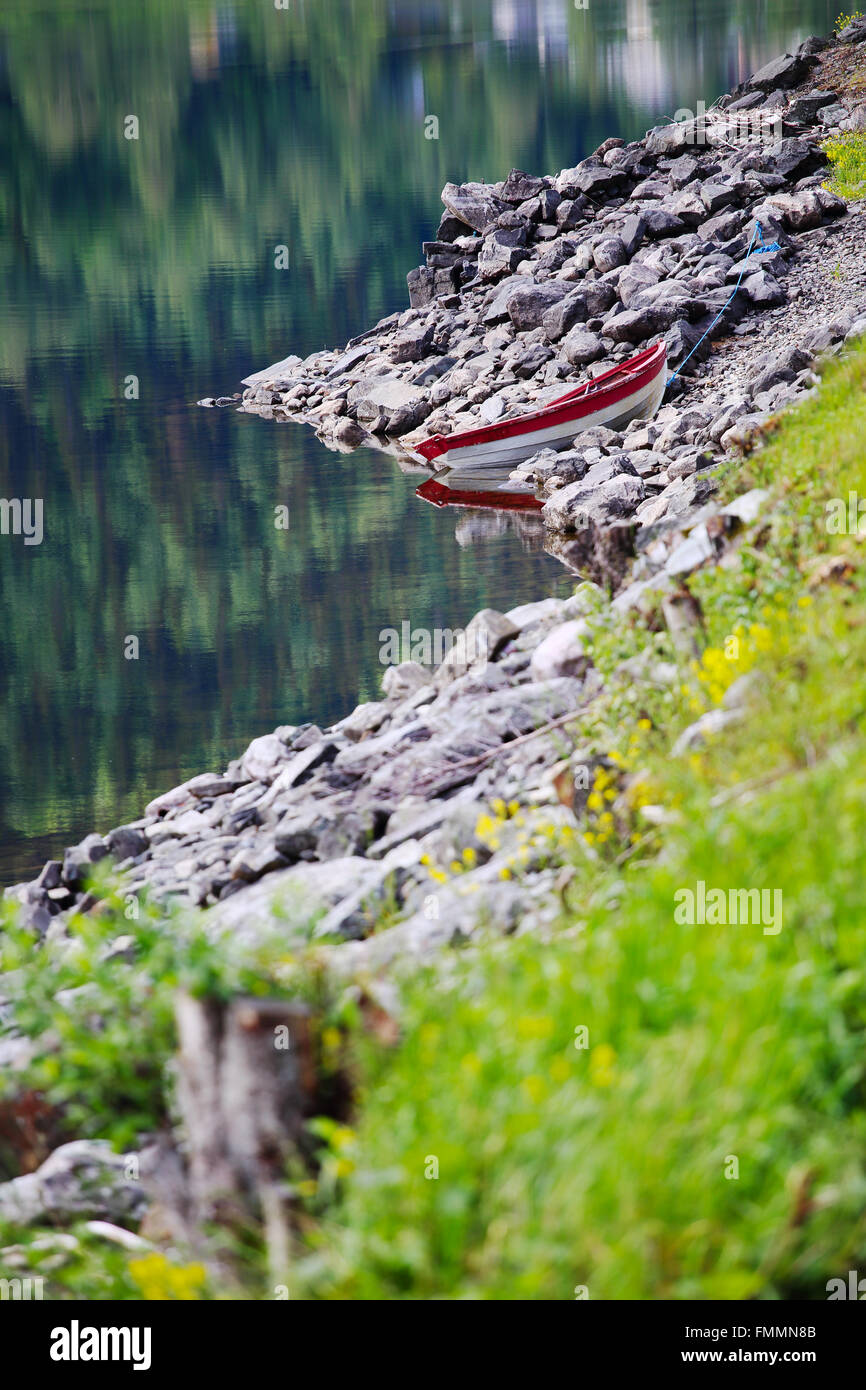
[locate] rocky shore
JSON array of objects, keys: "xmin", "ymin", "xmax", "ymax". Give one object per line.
[{"xmin": 6, "ymin": 24, "xmax": 866, "ymax": 979}]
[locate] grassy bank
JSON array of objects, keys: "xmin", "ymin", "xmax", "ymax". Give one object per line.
[
  {"xmin": 290, "ymin": 338, "xmax": 866, "ymax": 1299},
  {"xmin": 3, "ymin": 341, "xmax": 866, "ymax": 1299}
]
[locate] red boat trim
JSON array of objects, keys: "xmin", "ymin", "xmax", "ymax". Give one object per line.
[
  {"xmin": 415, "ymin": 478, "xmax": 544, "ymax": 511},
  {"xmin": 417, "ymin": 342, "xmax": 666, "ymax": 462}
]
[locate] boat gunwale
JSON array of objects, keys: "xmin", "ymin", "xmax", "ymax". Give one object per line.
[{"xmin": 417, "ymin": 342, "xmax": 666, "ymax": 462}]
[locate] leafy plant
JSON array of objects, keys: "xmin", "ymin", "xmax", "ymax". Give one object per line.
[{"xmin": 823, "ymin": 132, "xmax": 866, "ymax": 199}]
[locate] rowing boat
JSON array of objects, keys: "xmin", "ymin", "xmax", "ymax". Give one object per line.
[{"xmin": 415, "ymin": 341, "xmax": 667, "ymax": 473}]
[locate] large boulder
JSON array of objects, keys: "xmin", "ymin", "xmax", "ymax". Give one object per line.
[
  {"xmin": 741, "ymin": 269, "xmax": 786, "ymax": 307},
  {"xmin": 407, "ymin": 265, "xmax": 457, "ymax": 308},
  {"xmin": 838, "ymin": 18, "xmax": 866, "ymax": 44},
  {"xmin": 390, "ymin": 321, "xmax": 437, "ymax": 363},
  {"xmin": 786, "ymin": 90, "xmax": 838, "ymax": 125},
  {"xmin": 758, "ymin": 189, "xmax": 824, "ymax": 231},
  {"xmin": 604, "ymin": 305, "xmax": 680, "ymax": 343},
  {"xmin": 840, "ymin": 103, "xmax": 866, "ymax": 132},
  {"xmin": 556, "ymin": 196, "xmax": 593, "ymax": 230},
  {"xmin": 763, "ymin": 136, "xmax": 826, "ymax": 180},
  {"xmin": 542, "ymin": 472, "xmax": 646, "ymax": 533},
  {"xmin": 529, "ymin": 621, "xmax": 593, "ymax": 681},
  {"xmin": 542, "ymin": 289, "xmax": 590, "ymax": 341},
  {"xmin": 618, "ymin": 262, "xmax": 661, "ymax": 309},
  {"xmin": 642, "ymin": 207, "xmax": 687, "ymax": 239},
  {"xmin": 347, "ymin": 374, "xmax": 430, "ymax": 432},
  {"xmin": 478, "ymin": 227, "xmax": 528, "ymax": 280},
  {"xmin": 645, "ymin": 120, "xmax": 701, "ymax": 157},
  {"xmin": 506, "ymin": 281, "xmax": 570, "ymax": 332},
  {"xmin": 558, "ymin": 163, "xmax": 627, "ymax": 200},
  {"xmin": 441, "ymin": 181, "xmax": 508, "ymax": 232},
  {"xmin": 746, "ymin": 51, "xmax": 818, "ymax": 93},
  {"xmin": 561, "ymin": 326, "xmax": 605, "ymax": 366},
  {"xmin": 593, "ymin": 235, "xmax": 628, "ymax": 272},
  {"xmin": 499, "ymin": 169, "xmax": 547, "ymax": 203}
]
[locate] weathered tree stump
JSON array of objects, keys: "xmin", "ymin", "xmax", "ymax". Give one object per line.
[{"xmin": 173, "ymin": 993, "xmax": 316, "ymax": 1286}]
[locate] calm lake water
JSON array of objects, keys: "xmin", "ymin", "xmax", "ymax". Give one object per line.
[{"xmin": 0, "ymin": 0, "xmax": 838, "ymax": 884}]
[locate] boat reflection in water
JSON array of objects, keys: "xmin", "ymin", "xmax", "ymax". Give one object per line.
[
  {"xmin": 415, "ymin": 466, "xmax": 589, "ymax": 579},
  {"xmin": 416, "ymin": 468, "xmax": 543, "ymax": 513},
  {"xmin": 415, "ymin": 465, "xmax": 553, "ymax": 553}
]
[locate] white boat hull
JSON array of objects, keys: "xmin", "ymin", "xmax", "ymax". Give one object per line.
[{"xmin": 435, "ymin": 367, "xmax": 666, "ymax": 473}]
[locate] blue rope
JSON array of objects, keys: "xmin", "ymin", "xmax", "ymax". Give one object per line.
[{"xmin": 665, "ymin": 220, "xmax": 781, "ymax": 388}]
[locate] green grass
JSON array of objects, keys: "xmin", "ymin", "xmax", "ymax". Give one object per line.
[
  {"xmin": 289, "ymin": 340, "xmax": 866, "ymax": 1299},
  {"xmin": 823, "ymin": 132, "xmax": 866, "ymax": 200}
]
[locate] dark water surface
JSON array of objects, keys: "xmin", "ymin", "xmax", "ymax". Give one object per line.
[{"xmin": 0, "ymin": 0, "xmax": 838, "ymax": 883}]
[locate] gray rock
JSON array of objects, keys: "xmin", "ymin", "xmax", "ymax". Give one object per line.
[
  {"xmin": 838, "ymin": 18, "xmax": 866, "ymax": 43},
  {"xmin": 618, "ymin": 262, "xmax": 661, "ymax": 309},
  {"xmin": 700, "ymin": 181, "xmax": 741, "ymax": 215},
  {"xmin": 642, "ymin": 207, "xmax": 687, "ymax": 239},
  {"xmin": 542, "ymin": 290, "xmax": 591, "ymax": 342},
  {"xmin": 437, "ymin": 212, "xmax": 469, "ymax": 242},
  {"xmin": 593, "ymin": 235, "xmax": 628, "ymax": 272},
  {"xmin": 333, "ymin": 417, "xmax": 367, "ymax": 447},
  {"xmin": 0, "ymin": 1141, "xmax": 146, "ymax": 1227},
  {"xmin": 786, "ymin": 91, "xmax": 837, "ymax": 124},
  {"xmin": 820, "ymin": 102, "xmax": 850, "ymax": 127},
  {"xmin": 106, "ymin": 825, "xmax": 149, "ymax": 862},
  {"xmin": 761, "ymin": 188, "xmax": 824, "ymax": 230},
  {"xmin": 561, "ymin": 326, "xmax": 604, "ymax": 365},
  {"xmin": 407, "ymin": 266, "xmax": 438, "ymax": 308},
  {"xmin": 840, "ymin": 102, "xmax": 866, "ymax": 132},
  {"xmin": 763, "ymin": 136, "xmax": 826, "ymax": 181},
  {"xmin": 618, "ymin": 214, "xmax": 647, "ymax": 257},
  {"xmin": 441, "ymin": 181, "xmax": 508, "ymax": 233},
  {"xmin": 208, "ymin": 857, "xmax": 383, "ymax": 945},
  {"xmin": 529, "ymin": 620, "xmax": 592, "ymax": 681},
  {"xmin": 336, "ymin": 700, "xmax": 391, "ymax": 742},
  {"xmin": 499, "ymin": 168, "xmax": 547, "ymax": 203},
  {"xmin": 604, "ymin": 305, "xmax": 678, "ymax": 342},
  {"xmin": 664, "ymin": 524, "xmax": 716, "ymax": 576},
  {"xmin": 436, "ymin": 609, "xmax": 519, "ymax": 684},
  {"xmin": 240, "ymin": 732, "xmax": 293, "ymax": 783},
  {"xmin": 273, "ymin": 811, "xmax": 319, "ymax": 862},
  {"xmin": 720, "ymin": 489, "xmax": 771, "ymax": 526},
  {"xmin": 506, "ymin": 281, "xmax": 569, "ymax": 332},
  {"xmin": 555, "ymin": 197, "xmax": 592, "ymax": 230},
  {"xmin": 562, "ymin": 164, "xmax": 627, "ymax": 199},
  {"xmin": 36, "ymin": 860, "xmax": 63, "ymax": 890},
  {"xmin": 62, "ymin": 834, "xmax": 108, "ymax": 887},
  {"xmin": 390, "ymin": 322, "xmax": 436, "ymax": 363},
  {"xmin": 542, "ymin": 473, "xmax": 646, "ymax": 533},
  {"xmin": 504, "ymin": 597, "xmax": 568, "ymax": 629},
  {"xmin": 348, "ymin": 374, "xmax": 429, "ymax": 433},
  {"xmin": 242, "ymin": 355, "xmax": 303, "ymax": 388},
  {"xmin": 229, "ymin": 840, "xmax": 289, "ymax": 884},
  {"xmin": 665, "ymin": 317, "xmax": 711, "ymax": 370},
  {"xmin": 727, "ymin": 92, "xmax": 764, "ymax": 113},
  {"xmin": 382, "ymin": 661, "xmax": 431, "ymax": 699},
  {"xmin": 645, "ymin": 121, "xmax": 700, "ymax": 157},
  {"xmin": 741, "ymin": 269, "xmax": 786, "ymax": 307},
  {"xmin": 265, "ymin": 740, "xmax": 338, "ymax": 793},
  {"xmin": 478, "ymin": 228, "xmax": 527, "ymax": 279},
  {"xmin": 672, "ymin": 188, "xmax": 707, "ymax": 226},
  {"xmin": 746, "ymin": 52, "xmax": 817, "ymax": 93}
]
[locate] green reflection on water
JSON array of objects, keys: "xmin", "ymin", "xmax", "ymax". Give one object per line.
[{"xmin": 0, "ymin": 0, "xmax": 836, "ymax": 881}]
